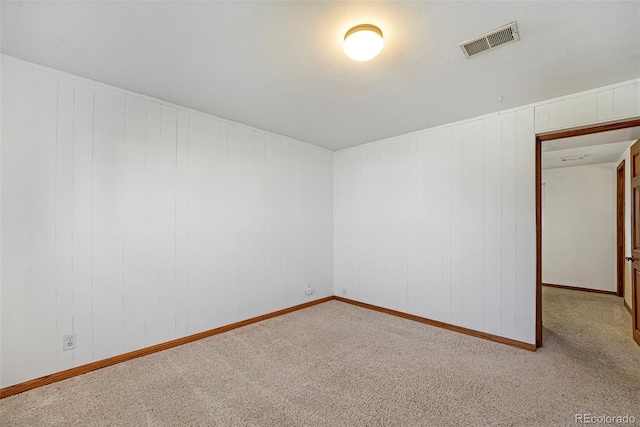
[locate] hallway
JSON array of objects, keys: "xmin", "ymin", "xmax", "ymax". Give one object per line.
[{"xmin": 541, "ymin": 286, "xmax": 639, "ymax": 418}]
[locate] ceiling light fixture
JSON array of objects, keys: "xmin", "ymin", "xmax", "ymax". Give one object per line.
[{"xmin": 343, "ymin": 24, "xmax": 384, "ymax": 61}]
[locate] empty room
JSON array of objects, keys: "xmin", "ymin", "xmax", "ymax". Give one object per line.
[{"xmin": 1, "ymin": 1, "xmax": 639, "ymax": 426}]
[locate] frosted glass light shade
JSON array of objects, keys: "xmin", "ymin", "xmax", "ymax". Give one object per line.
[{"xmin": 343, "ymin": 24, "xmax": 384, "ymax": 61}]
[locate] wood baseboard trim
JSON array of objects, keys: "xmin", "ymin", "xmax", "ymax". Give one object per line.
[
  {"xmin": 542, "ymin": 283, "xmax": 617, "ymax": 295},
  {"xmin": 624, "ymin": 300, "xmax": 632, "ymax": 314},
  {"xmin": 333, "ymin": 296, "xmax": 536, "ymax": 352},
  {"xmin": 0, "ymin": 296, "xmax": 333, "ymax": 399}
]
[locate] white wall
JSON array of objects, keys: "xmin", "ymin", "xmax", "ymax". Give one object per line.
[
  {"xmin": 334, "ymin": 79, "xmax": 640, "ymax": 345},
  {"xmin": 0, "ymin": 57, "xmax": 334, "ymax": 388},
  {"xmin": 335, "ymin": 111, "xmax": 536, "ymax": 343},
  {"xmin": 542, "ymin": 164, "xmax": 616, "ymax": 292}
]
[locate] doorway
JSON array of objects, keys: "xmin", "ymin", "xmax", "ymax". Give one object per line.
[{"xmin": 535, "ymin": 118, "xmax": 640, "ymax": 348}]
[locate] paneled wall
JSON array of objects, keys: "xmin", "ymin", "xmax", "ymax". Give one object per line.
[
  {"xmin": 334, "ymin": 79, "xmax": 640, "ymax": 345},
  {"xmin": 335, "ymin": 111, "xmax": 536, "ymax": 343},
  {"xmin": 0, "ymin": 57, "xmax": 334, "ymax": 388},
  {"xmin": 534, "ymin": 82, "xmax": 639, "ymax": 133}
]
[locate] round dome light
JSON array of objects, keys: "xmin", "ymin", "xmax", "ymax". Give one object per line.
[{"xmin": 343, "ymin": 24, "xmax": 384, "ymax": 61}]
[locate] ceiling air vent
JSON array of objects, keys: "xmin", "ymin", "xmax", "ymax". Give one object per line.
[
  {"xmin": 560, "ymin": 155, "xmax": 588, "ymax": 162},
  {"xmin": 459, "ymin": 22, "xmax": 519, "ymax": 58}
]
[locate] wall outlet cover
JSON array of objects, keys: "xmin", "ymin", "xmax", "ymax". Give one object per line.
[{"xmin": 63, "ymin": 333, "xmax": 76, "ymax": 351}]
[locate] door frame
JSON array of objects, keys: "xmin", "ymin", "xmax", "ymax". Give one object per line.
[
  {"xmin": 535, "ymin": 117, "xmax": 640, "ymax": 348},
  {"xmin": 617, "ymin": 160, "xmax": 626, "ymax": 297}
]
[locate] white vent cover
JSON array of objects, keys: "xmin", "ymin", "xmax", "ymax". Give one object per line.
[{"xmin": 459, "ymin": 22, "xmax": 520, "ymax": 58}]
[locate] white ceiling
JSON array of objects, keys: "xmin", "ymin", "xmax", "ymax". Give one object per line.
[
  {"xmin": 542, "ymin": 127, "xmax": 640, "ymax": 153},
  {"xmin": 2, "ymin": 1, "xmax": 639, "ymax": 151},
  {"xmin": 543, "ymin": 140, "xmax": 633, "ymax": 170},
  {"xmin": 542, "ymin": 127, "xmax": 640, "ymax": 169}
]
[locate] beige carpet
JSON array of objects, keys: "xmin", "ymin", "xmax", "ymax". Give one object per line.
[{"xmin": 1, "ymin": 287, "xmax": 639, "ymax": 426}]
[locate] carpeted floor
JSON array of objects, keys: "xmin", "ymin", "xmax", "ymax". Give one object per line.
[{"xmin": 1, "ymin": 287, "xmax": 639, "ymax": 426}]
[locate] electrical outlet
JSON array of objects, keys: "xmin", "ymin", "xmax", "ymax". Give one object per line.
[
  {"xmin": 63, "ymin": 333, "xmax": 76, "ymax": 351},
  {"xmin": 342, "ymin": 288, "xmax": 347, "ymax": 294},
  {"xmin": 305, "ymin": 284, "xmax": 315, "ymax": 295}
]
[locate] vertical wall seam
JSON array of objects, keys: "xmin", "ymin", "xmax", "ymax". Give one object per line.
[
  {"xmin": 122, "ymin": 96, "xmax": 127, "ymax": 353},
  {"xmin": 262, "ymin": 133, "xmax": 266, "ymax": 312},
  {"xmin": 250, "ymin": 131, "xmax": 254, "ymax": 315},
  {"xmin": 439, "ymin": 133, "xmax": 444, "ymax": 320},
  {"xmin": 90, "ymin": 86, "xmax": 95, "ymax": 361},
  {"xmin": 70, "ymin": 80, "xmax": 76, "ymax": 367},
  {"xmin": 157, "ymin": 106, "xmax": 162, "ymax": 337},
  {"xmin": 513, "ymin": 113, "xmax": 519, "ymax": 329},
  {"xmin": 413, "ymin": 139, "xmax": 419, "ymax": 313},
  {"xmin": 185, "ymin": 112, "xmax": 190, "ymax": 334},
  {"xmin": 54, "ymin": 76, "xmax": 60, "ymax": 371},
  {"xmin": 460, "ymin": 129, "xmax": 465, "ymax": 327},
  {"xmin": 143, "ymin": 102, "xmax": 148, "ymax": 342},
  {"xmin": 481, "ymin": 120, "xmax": 487, "ymax": 331},
  {"xmin": 499, "ymin": 116, "xmax": 504, "ymax": 335},
  {"xmin": 223, "ymin": 123, "xmax": 229, "ymax": 323},
  {"xmin": 26, "ymin": 70, "xmax": 35, "ymax": 380},
  {"xmin": 357, "ymin": 150, "xmax": 361, "ymax": 300},
  {"xmin": 174, "ymin": 109, "xmax": 179, "ymax": 338},
  {"xmin": 405, "ymin": 141, "xmax": 410, "ymax": 309},
  {"xmin": 388, "ymin": 145, "xmax": 392, "ymax": 307},
  {"xmin": 449, "ymin": 127, "xmax": 455, "ymax": 323}
]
